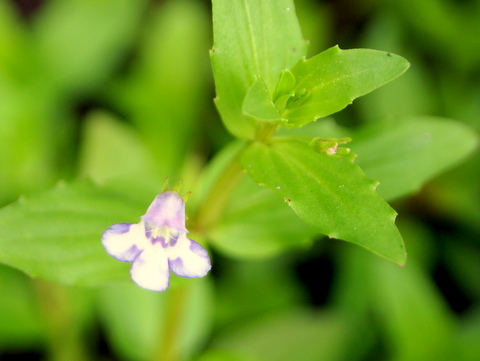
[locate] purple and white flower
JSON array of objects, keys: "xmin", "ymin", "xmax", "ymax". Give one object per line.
[{"xmin": 102, "ymin": 191, "xmax": 211, "ymax": 291}]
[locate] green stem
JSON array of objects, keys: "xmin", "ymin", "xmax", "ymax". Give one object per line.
[
  {"xmin": 192, "ymin": 123, "xmax": 278, "ymax": 233},
  {"xmin": 256, "ymin": 123, "xmax": 279, "ymax": 142},
  {"xmin": 34, "ymin": 280, "xmax": 89, "ymax": 361},
  {"xmin": 153, "ymin": 124, "xmax": 279, "ymax": 360},
  {"xmin": 154, "ymin": 285, "xmax": 189, "ymax": 361},
  {"xmin": 192, "ymin": 146, "xmax": 246, "ymax": 233}
]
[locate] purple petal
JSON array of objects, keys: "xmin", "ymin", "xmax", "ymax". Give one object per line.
[
  {"xmin": 168, "ymin": 234, "xmax": 211, "ymax": 278},
  {"xmin": 130, "ymin": 245, "xmax": 170, "ymax": 291},
  {"xmin": 141, "ymin": 191, "xmax": 187, "ymax": 232},
  {"xmin": 102, "ymin": 222, "xmax": 146, "ymax": 262}
]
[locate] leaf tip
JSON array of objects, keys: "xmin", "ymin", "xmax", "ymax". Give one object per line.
[{"xmin": 396, "ymin": 250, "xmax": 408, "ymax": 267}]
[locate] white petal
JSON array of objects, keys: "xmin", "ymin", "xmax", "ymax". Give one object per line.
[
  {"xmin": 130, "ymin": 245, "xmax": 170, "ymax": 291},
  {"xmin": 102, "ymin": 222, "xmax": 147, "ymax": 262},
  {"xmin": 168, "ymin": 235, "xmax": 211, "ymax": 278}
]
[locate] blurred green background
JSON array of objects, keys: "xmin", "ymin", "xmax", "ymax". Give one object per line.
[{"xmin": 0, "ymin": 0, "xmax": 479, "ymax": 360}]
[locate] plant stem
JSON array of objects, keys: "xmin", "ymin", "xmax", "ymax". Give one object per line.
[
  {"xmin": 150, "ymin": 125, "xmax": 279, "ymax": 360},
  {"xmin": 192, "ymin": 145, "xmax": 246, "ymax": 233},
  {"xmin": 34, "ymin": 279, "xmax": 89, "ymax": 361},
  {"xmin": 154, "ymin": 285, "xmax": 189, "ymax": 361},
  {"xmin": 192, "ymin": 123, "xmax": 278, "ymax": 233},
  {"xmin": 256, "ymin": 123, "xmax": 279, "ymax": 142}
]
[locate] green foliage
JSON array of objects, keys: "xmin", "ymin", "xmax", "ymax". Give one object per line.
[
  {"xmin": 0, "ymin": 181, "xmax": 143, "ymax": 285},
  {"xmin": 108, "ymin": 0, "xmax": 211, "ymax": 176},
  {"xmin": 211, "ymin": 0, "xmax": 307, "ymax": 138},
  {"xmin": 78, "ymin": 111, "xmax": 160, "ymax": 184},
  {"xmin": 193, "ymin": 141, "xmax": 317, "ymax": 259},
  {"xmin": 208, "ymin": 175, "xmax": 317, "ymax": 259},
  {"xmin": 242, "ymin": 77, "xmax": 285, "ymax": 123},
  {"xmin": 34, "ymin": 0, "xmax": 146, "ymax": 95},
  {"xmin": 242, "ymin": 138, "xmax": 406, "ymax": 264},
  {"xmin": 353, "ymin": 116, "xmax": 479, "ymax": 200},
  {"xmin": 98, "ymin": 280, "xmax": 213, "ymax": 360},
  {"xmin": 0, "ymin": 265, "xmax": 43, "ymax": 349},
  {"xmin": 0, "ymin": 0, "xmax": 479, "ymax": 359},
  {"xmin": 210, "ymin": 309, "xmax": 348, "ymax": 361},
  {"xmin": 280, "ymin": 46, "xmax": 410, "ymax": 127}
]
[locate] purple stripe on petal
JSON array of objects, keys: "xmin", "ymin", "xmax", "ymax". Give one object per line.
[
  {"xmin": 169, "ymin": 234, "xmax": 179, "ymax": 247},
  {"xmin": 104, "ymin": 223, "xmax": 133, "ymax": 236},
  {"xmin": 152, "ymin": 236, "xmax": 168, "ymax": 248},
  {"xmin": 123, "ymin": 245, "xmax": 141, "ymax": 261},
  {"xmin": 169, "ymin": 237, "xmax": 211, "ymax": 278},
  {"xmin": 168, "ymin": 257, "xmax": 184, "ymax": 272},
  {"xmin": 102, "ymin": 222, "xmax": 145, "ymax": 262},
  {"xmin": 189, "ymin": 239, "xmax": 209, "ymax": 257}
]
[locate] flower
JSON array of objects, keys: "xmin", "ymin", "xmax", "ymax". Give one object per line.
[{"xmin": 102, "ymin": 191, "xmax": 211, "ymax": 291}]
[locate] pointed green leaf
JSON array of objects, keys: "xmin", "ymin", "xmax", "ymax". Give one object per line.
[
  {"xmin": 368, "ymin": 255, "xmax": 457, "ymax": 360},
  {"xmin": 0, "ymin": 181, "xmax": 148, "ymax": 286},
  {"xmin": 0, "ymin": 265, "xmax": 43, "ymax": 348},
  {"xmin": 211, "ymin": 309, "xmax": 348, "ymax": 361},
  {"xmin": 353, "ymin": 116, "xmax": 480, "ymax": 201},
  {"xmin": 208, "ymin": 175, "xmax": 317, "ymax": 259},
  {"xmin": 241, "ymin": 138, "xmax": 406, "ymax": 264},
  {"xmin": 278, "ymin": 117, "xmax": 479, "ymax": 201},
  {"xmin": 193, "ymin": 140, "xmax": 316, "ymax": 259},
  {"xmin": 34, "ymin": 0, "xmax": 147, "ymax": 94},
  {"xmin": 242, "ymin": 77, "xmax": 284, "ymax": 122},
  {"xmin": 283, "ymin": 46, "xmax": 410, "ymax": 126},
  {"xmin": 211, "ymin": 0, "xmax": 307, "ymax": 138},
  {"xmin": 77, "ymin": 110, "xmax": 160, "ymax": 184},
  {"xmin": 275, "ymin": 69, "xmax": 296, "ymax": 98},
  {"xmin": 109, "ymin": 0, "xmax": 211, "ymax": 177},
  {"xmin": 274, "ymin": 69, "xmax": 297, "ymax": 113}
]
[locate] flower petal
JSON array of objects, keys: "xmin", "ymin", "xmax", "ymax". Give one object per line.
[
  {"xmin": 141, "ymin": 191, "xmax": 187, "ymax": 232},
  {"xmin": 168, "ymin": 235, "xmax": 211, "ymax": 278},
  {"xmin": 102, "ymin": 222, "xmax": 146, "ymax": 262},
  {"xmin": 130, "ymin": 245, "xmax": 170, "ymax": 291}
]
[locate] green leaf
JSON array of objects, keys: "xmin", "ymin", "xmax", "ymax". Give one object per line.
[
  {"xmin": 356, "ymin": 14, "xmax": 437, "ymax": 120},
  {"xmin": 335, "ymin": 245, "xmax": 457, "ymax": 361},
  {"xmin": 211, "ymin": 0, "xmax": 307, "ymax": 138},
  {"xmin": 0, "ymin": 265, "xmax": 43, "ymax": 350},
  {"xmin": 353, "ymin": 116, "xmax": 480, "ymax": 201},
  {"xmin": 98, "ymin": 280, "xmax": 213, "ymax": 361},
  {"xmin": 77, "ymin": 110, "xmax": 160, "ymax": 184},
  {"xmin": 274, "ymin": 69, "xmax": 297, "ymax": 113},
  {"xmin": 211, "ymin": 308, "xmax": 348, "ymax": 361},
  {"xmin": 192, "ymin": 140, "xmax": 316, "ymax": 259},
  {"xmin": 208, "ymin": 175, "xmax": 317, "ymax": 259},
  {"xmin": 34, "ymin": 0, "xmax": 147, "ymax": 95},
  {"xmin": 242, "ymin": 77, "xmax": 284, "ymax": 123},
  {"xmin": 241, "ymin": 138, "xmax": 406, "ymax": 264},
  {"xmin": 109, "ymin": 0, "xmax": 211, "ymax": 176},
  {"xmin": 279, "ymin": 116, "xmax": 479, "ymax": 202},
  {"xmin": 0, "ymin": 1, "xmax": 32, "ymax": 76},
  {"xmin": 0, "ymin": 181, "xmax": 148, "ymax": 286},
  {"xmin": 390, "ymin": 0, "xmax": 480, "ymax": 72},
  {"xmin": 0, "ymin": 3, "xmax": 58, "ymax": 205},
  {"xmin": 368, "ymin": 255, "xmax": 457, "ymax": 360},
  {"xmin": 282, "ymin": 46, "xmax": 410, "ymax": 127}
]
